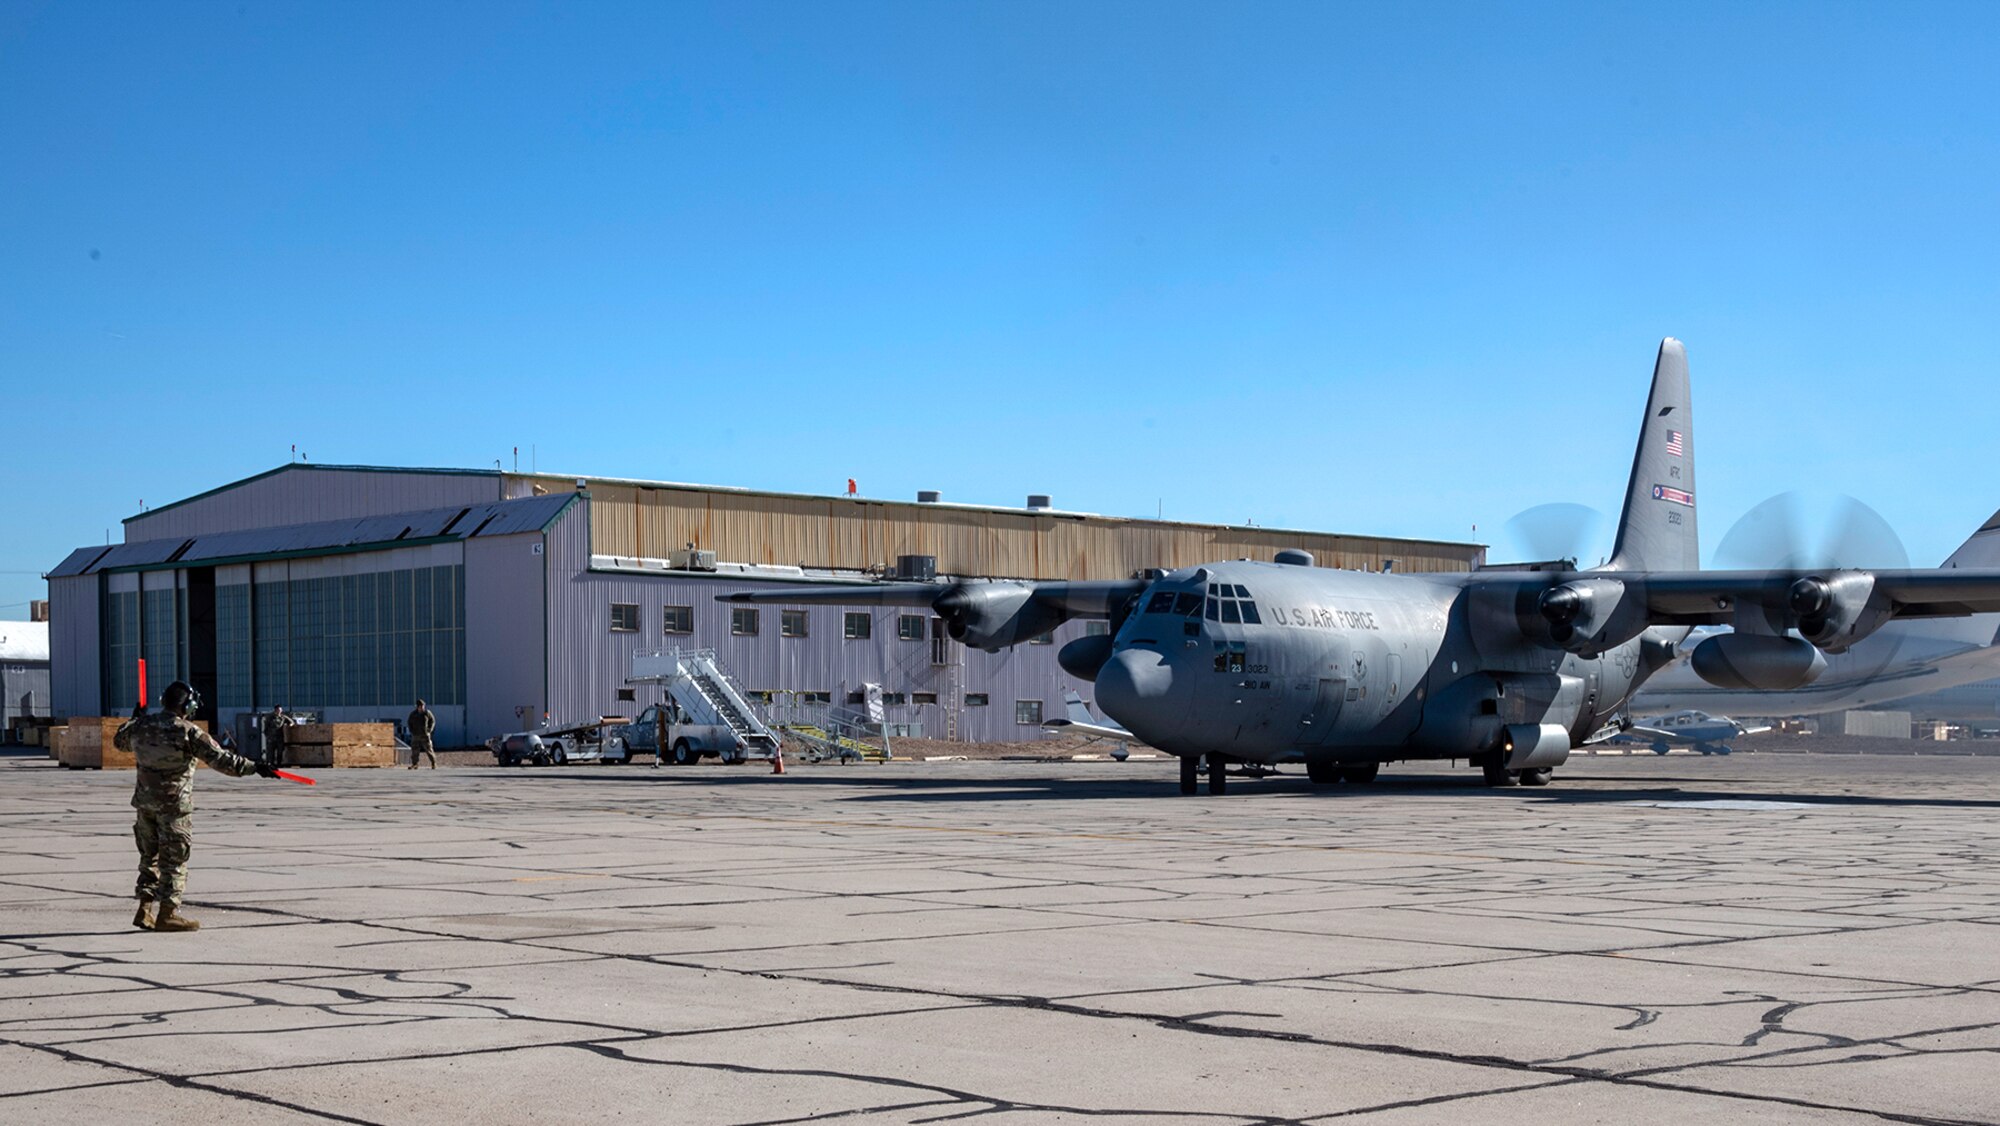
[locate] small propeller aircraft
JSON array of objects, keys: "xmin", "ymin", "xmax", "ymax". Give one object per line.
[
  {"xmin": 1618, "ymin": 710, "xmax": 1771, "ymax": 756},
  {"xmin": 726, "ymin": 339, "xmax": 2000, "ymax": 794},
  {"xmin": 1042, "ymin": 689, "xmax": 1143, "ymax": 759}
]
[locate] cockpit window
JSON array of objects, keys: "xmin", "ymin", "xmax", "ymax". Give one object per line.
[
  {"xmin": 1202, "ymin": 586, "xmax": 1263, "ymax": 626},
  {"xmin": 1172, "ymin": 592, "xmax": 1203, "ymax": 616},
  {"xmin": 1146, "ymin": 591, "xmax": 1176, "ymax": 614}
]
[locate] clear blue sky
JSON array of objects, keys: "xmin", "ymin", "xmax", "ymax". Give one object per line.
[{"xmin": 5, "ymin": 1, "xmax": 1999, "ymax": 614}]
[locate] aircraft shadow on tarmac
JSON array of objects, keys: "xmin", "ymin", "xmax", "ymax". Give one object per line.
[{"xmin": 533, "ymin": 766, "xmax": 2000, "ymax": 811}]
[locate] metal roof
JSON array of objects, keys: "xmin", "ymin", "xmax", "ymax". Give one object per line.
[
  {"xmin": 121, "ymin": 463, "xmax": 504, "ymax": 525},
  {"xmin": 53, "ymin": 494, "xmax": 578, "ymax": 577},
  {"xmin": 0, "ymin": 621, "xmax": 48, "ymax": 662}
]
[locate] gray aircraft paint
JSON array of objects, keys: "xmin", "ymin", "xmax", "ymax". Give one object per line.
[{"xmin": 728, "ymin": 338, "xmax": 2000, "ymax": 782}]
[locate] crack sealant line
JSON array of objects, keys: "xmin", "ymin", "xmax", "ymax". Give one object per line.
[{"xmin": 0, "ymin": 1037, "xmax": 388, "ymax": 1125}]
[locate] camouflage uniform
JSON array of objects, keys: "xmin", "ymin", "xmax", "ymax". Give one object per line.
[
  {"xmin": 115, "ymin": 712, "xmax": 259, "ymax": 913},
  {"xmin": 407, "ymin": 706, "xmax": 437, "ymax": 768},
  {"xmin": 261, "ymin": 709, "xmax": 293, "ymax": 764}
]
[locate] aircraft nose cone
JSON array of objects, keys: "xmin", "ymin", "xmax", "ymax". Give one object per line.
[{"xmin": 1095, "ymin": 646, "xmax": 1176, "ymax": 728}]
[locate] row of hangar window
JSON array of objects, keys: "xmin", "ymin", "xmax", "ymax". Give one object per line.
[
  {"xmin": 609, "ymin": 604, "xmax": 1108, "ymax": 644},
  {"xmin": 611, "ymin": 685, "xmax": 1047, "ymax": 723}
]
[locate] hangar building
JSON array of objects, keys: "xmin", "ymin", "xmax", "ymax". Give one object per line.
[{"xmin": 46, "ymin": 465, "xmax": 1484, "ymax": 746}]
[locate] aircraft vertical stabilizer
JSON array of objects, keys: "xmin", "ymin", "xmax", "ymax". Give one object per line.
[{"xmin": 1606, "ymin": 338, "xmax": 1698, "ymax": 572}]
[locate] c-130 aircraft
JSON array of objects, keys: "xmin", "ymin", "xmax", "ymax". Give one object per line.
[{"xmin": 727, "ymin": 340, "xmax": 2000, "ymax": 794}]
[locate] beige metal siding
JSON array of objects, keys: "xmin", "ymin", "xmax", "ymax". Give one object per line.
[{"xmin": 582, "ymin": 486, "xmax": 1480, "ymax": 579}]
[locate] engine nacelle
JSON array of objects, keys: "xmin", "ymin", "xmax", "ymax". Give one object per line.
[
  {"xmin": 935, "ymin": 582, "xmax": 1066, "ymax": 651},
  {"xmin": 1529, "ymin": 578, "xmax": 1648, "ymax": 657},
  {"xmin": 1788, "ymin": 572, "xmax": 1893, "ymax": 654},
  {"xmin": 1690, "ymin": 633, "xmax": 1828, "ymax": 690},
  {"xmin": 1058, "ymin": 635, "xmax": 1114, "ymax": 681}
]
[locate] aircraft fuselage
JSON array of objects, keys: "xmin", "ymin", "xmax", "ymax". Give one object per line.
[{"xmin": 1094, "ymin": 560, "xmax": 1663, "ymax": 767}]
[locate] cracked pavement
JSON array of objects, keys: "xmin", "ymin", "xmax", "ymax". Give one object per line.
[{"xmin": 2, "ymin": 751, "xmax": 1997, "ymax": 1124}]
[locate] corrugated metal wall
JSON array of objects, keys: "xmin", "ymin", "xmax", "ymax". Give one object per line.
[
  {"xmin": 465, "ymin": 530, "xmax": 548, "ymax": 741},
  {"xmin": 125, "ymin": 468, "xmax": 503, "ymax": 541},
  {"xmin": 1, "ymin": 664, "xmax": 51, "ymax": 726},
  {"xmin": 47, "ymin": 575, "xmax": 100, "ymax": 720},
  {"xmin": 542, "ymin": 499, "xmax": 1092, "ymax": 742},
  {"xmin": 579, "ymin": 484, "xmax": 1480, "ymax": 579}
]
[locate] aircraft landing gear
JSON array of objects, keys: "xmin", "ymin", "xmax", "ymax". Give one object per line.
[
  {"xmin": 1518, "ymin": 767, "xmax": 1553, "ymax": 786},
  {"xmin": 1481, "ymin": 759, "xmax": 1518, "ymax": 787},
  {"xmin": 1179, "ymin": 754, "xmax": 1198, "ymax": 796},
  {"xmin": 1341, "ymin": 762, "xmax": 1379, "ymax": 784},
  {"xmin": 1207, "ymin": 754, "xmax": 1228, "ymax": 795},
  {"xmin": 1307, "ymin": 760, "xmax": 1340, "ymax": 785}
]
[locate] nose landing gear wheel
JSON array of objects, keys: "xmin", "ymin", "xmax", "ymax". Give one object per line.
[
  {"xmin": 1482, "ymin": 760, "xmax": 1518, "ymax": 787},
  {"xmin": 1518, "ymin": 767, "xmax": 1553, "ymax": 786},
  {"xmin": 1179, "ymin": 755, "xmax": 1198, "ymax": 796}
]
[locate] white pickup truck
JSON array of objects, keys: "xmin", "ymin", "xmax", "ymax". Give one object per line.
[{"xmin": 613, "ymin": 703, "xmax": 756, "ymax": 765}]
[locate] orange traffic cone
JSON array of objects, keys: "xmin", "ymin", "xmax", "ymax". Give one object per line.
[{"xmin": 770, "ymin": 748, "xmax": 785, "ymax": 775}]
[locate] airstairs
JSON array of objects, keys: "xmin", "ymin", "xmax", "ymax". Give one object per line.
[
  {"xmin": 630, "ymin": 649, "xmax": 781, "ymax": 760},
  {"xmin": 767, "ymin": 699, "xmax": 893, "ymax": 763}
]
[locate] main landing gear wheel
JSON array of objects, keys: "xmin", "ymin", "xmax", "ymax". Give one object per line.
[
  {"xmin": 1307, "ymin": 760, "xmax": 1340, "ymax": 785},
  {"xmin": 1482, "ymin": 760, "xmax": 1518, "ymax": 787},
  {"xmin": 1518, "ymin": 767, "xmax": 1553, "ymax": 786},
  {"xmin": 1207, "ymin": 754, "xmax": 1228, "ymax": 795},
  {"xmin": 1340, "ymin": 762, "xmax": 1380, "ymax": 784},
  {"xmin": 1179, "ymin": 755, "xmax": 1198, "ymax": 796}
]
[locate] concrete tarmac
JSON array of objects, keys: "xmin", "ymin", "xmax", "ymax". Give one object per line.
[{"xmin": 3, "ymin": 752, "xmax": 1997, "ymax": 1124}]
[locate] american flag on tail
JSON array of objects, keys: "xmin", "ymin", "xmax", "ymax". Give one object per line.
[{"xmin": 1664, "ymin": 429, "xmax": 1684, "ymax": 456}]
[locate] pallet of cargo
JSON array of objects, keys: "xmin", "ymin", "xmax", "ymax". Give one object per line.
[{"xmin": 286, "ymin": 722, "xmax": 397, "ymax": 768}]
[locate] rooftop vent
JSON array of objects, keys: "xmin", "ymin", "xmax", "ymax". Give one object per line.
[
  {"xmin": 917, "ymin": 490, "xmax": 942, "ymax": 503},
  {"xmin": 669, "ymin": 548, "xmax": 718, "ymax": 572},
  {"xmin": 1026, "ymin": 494, "xmax": 1052, "ymax": 510},
  {"xmin": 895, "ymin": 554, "xmax": 937, "ymax": 581},
  {"xmin": 1274, "ymin": 549, "xmax": 1315, "ymax": 567}
]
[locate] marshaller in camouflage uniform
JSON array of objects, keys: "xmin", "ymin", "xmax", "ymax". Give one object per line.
[
  {"xmin": 407, "ymin": 699, "xmax": 437, "ymax": 769},
  {"xmin": 116, "ymin": 681, "xmax": 278, "ymax": 932}
]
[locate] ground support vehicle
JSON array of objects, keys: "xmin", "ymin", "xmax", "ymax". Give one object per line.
[
  {"xmin": 627, "ymin": 649, "xmax": 781, "ymax": 764},
  {"xmin": 487, "ymin": 716, "xmax": 632, "ymax": 766}
]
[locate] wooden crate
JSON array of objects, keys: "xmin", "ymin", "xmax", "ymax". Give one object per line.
[
  {"xmin": 285, "ymin": 742, "xmax": 396, "ymax": 768},
  {"xmin": 288, "ymin": 723, "xmax": 395, "ymax": 746},
  {"xmin": 58, "ymin": 718, "xmax": 212, "ymax": 770}
]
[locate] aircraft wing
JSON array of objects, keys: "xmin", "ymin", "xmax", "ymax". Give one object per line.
[
  {"xmin": 1637, "ymin": 569, "xmax": 2000, "ymax": 624},
  {"xmin": 721, "ymin": 579, "xmax": 1148, "ymax": 650},
  {"xmin": 1623, "ymin": 723, "xmax": 1681, "ymax": 742},
  {"xmin": 1042, "ymin": 689, "xmax": 1142, "ymax": 743}
]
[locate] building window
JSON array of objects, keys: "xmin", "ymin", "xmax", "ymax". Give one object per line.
[
  {"xmin": 803, "ymin": 691, "xmax": 831, "ymax": 704},
  {"xmin": 1028, "ymin": 632, "xmax": 1054, "ymax": 645},
  {"xmin": 844, "ymin": 612, "xmax": 872, "ymax": 640},
  {"xmin": 610, "ymin": 603, "xmax": 641, "ymax": 632},
  {"xmin": 898, "ymin": 614, "xmax": 926, "ymax": 641},
  {"xmin": 617, "ymin": 688, "xmax": 636, "ymax": 702},
  {"xmin": 1086, "ymin": 620, "xmax": 1110, "ymax": 636},
  {"xmin": 732, "ymin": 608, "xmax": 759, "ymax": 636},
  {"xmin": 663, "ymin": 605, "xmax": 693, "ymax": 635},
  {"xmin": 913, "ymin": 692, "xmax": 938, "ymax": 705},
  {"xmin": 882, "ymin": 692, "xmax": 907, "ymax": 705},
  {"xmin": 1015, "ymin": 700, "xmax": 1044, "ymax": 725},
  {"xmin": 781, "ymin": 609, "xmax": 809, "ymax": 638},
  {"xmin": 846, "ymin": 690, "xmax": 866, "ymax": 705},
  {"xmin": 965, "ymin": 693, "xmax": 989, "ymax": 707}
]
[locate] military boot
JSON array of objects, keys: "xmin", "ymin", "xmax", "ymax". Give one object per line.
[
  {"xmin": 131, "ymin": 900, "xmax": 154, "ymax": 930},
  {"xmin": 152, "ymin": 905, "xmax": 201, "ymax": 932}
]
